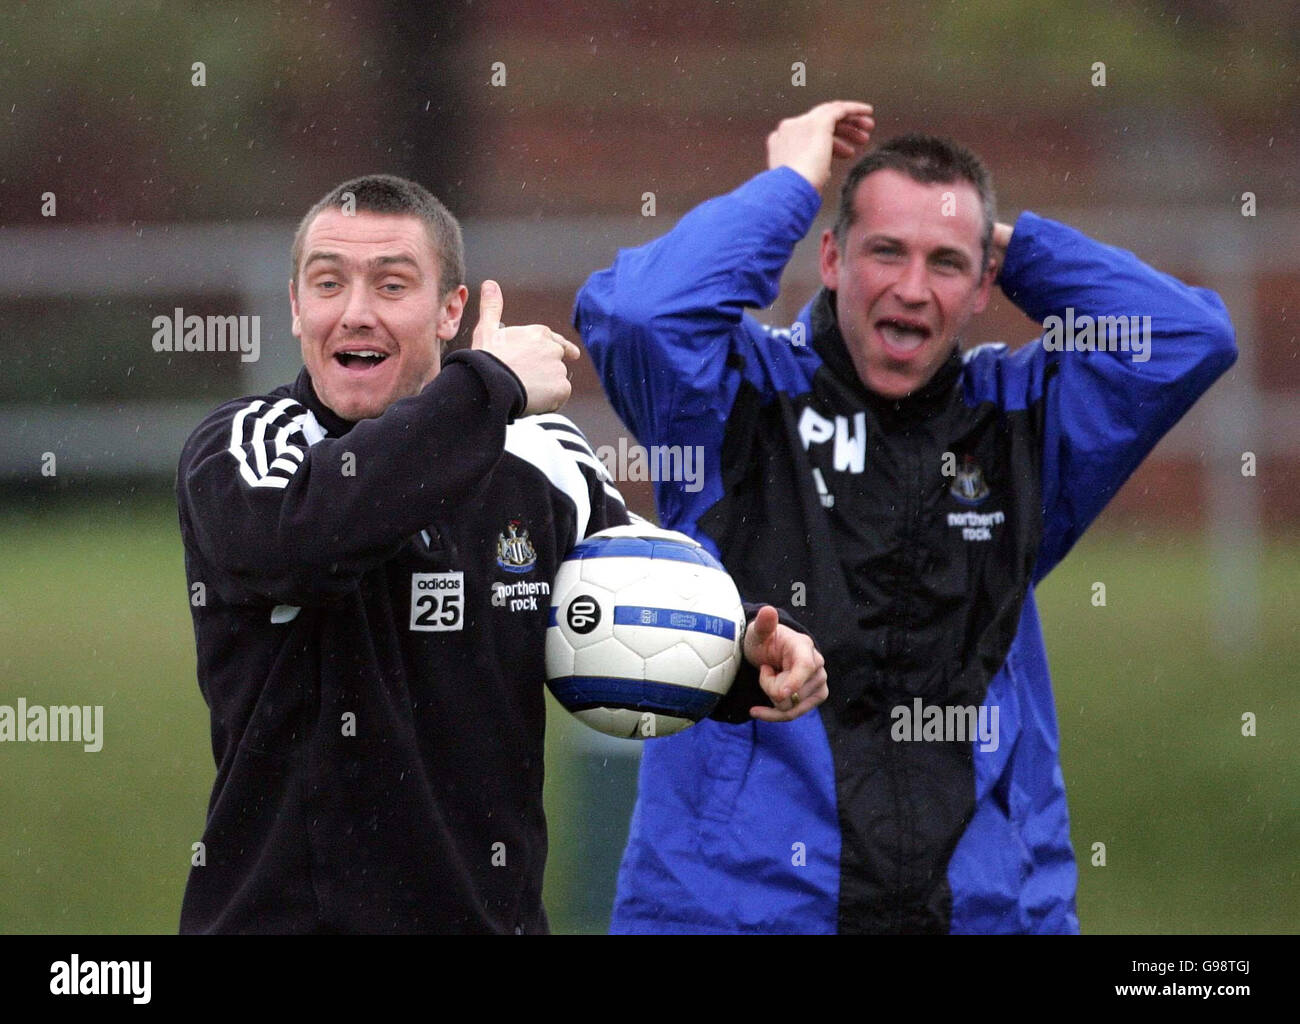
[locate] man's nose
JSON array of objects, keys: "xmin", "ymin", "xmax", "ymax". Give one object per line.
[
  {"xmin": 892, "ymin": 256, "xmax": 930, "ymax": 305},
  {"xmin": 341, "ymin": 285, "xmax": 378, "ymax": 331}
]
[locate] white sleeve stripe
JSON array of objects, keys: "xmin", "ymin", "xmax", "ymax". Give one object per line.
[
  {"xmin": 540, "ymin": 426, "xmax": 595, "ymax": 454},
  {"xmin": 553, "ymin": 436, "xmax": 600, "ymax": 461},
  {"xmin": 249, "ymin": 402, "xmax": 276, "ymax": 479},
  {"xmin": 533, "ymin": 414, "xmax": 599, "ymax": 452},
  {"xmin": 531, "ymin": 412, "xmax": 587, "ymax": 434},
  {"xmin": 537, "ymin": 423, "xmax": 590, "ymax": 448},
  {"xmin": 504, "ymin": 419, "xmax": 591, "ymax": 542},
  {"xmin": 227, "ymin": 397, "xmax": 319, "ymax": 490},
  {"xmin": 229, "ymin": 401, "xmax": 270, "ymax": 489},
  {"xmin": 268, "ymin": 456, "xmax": 301, "ymax": 476},
  {"xmin": 558, "ymin": 442, "xmax": 614, "ymax": 481},
  {"xmin": 557, "ymin": 444, "xmax": 615, "ymax": 483},
  {"xmin": 603, "ymin": 481, "xmax": 626, "ymax": 506},
  {"xmin": 249, "ymin": 397, "xmax": 299, "ymax": 479},
  {"xmin": 251, "ymin": 475, "xmax": 289, "ymax": 490},
  {"xmin": 273, "ymin": 416, "xmax": 306, "ymax": 465}
]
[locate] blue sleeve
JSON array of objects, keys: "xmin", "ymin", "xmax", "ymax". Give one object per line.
[
  {"xmin": 967, "ymin": 212, "xmax": 1237, "ymax": 580},
  {"xmin": 574, "ymin": 167, "xmax": 824, "ymax": 457}
]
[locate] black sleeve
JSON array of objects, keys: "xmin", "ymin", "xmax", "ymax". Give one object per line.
[
  {"xmin": 177, "ymin": 350, "xmax": 527, "ymax": 606},
  {"xmin": 707, "ymin": 602, "xmax": 812, "ymax": 725}
]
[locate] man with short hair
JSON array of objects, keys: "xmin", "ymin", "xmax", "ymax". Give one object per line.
[
  {"xmin": 576, "ymin": 101, "xmax": 1236, "ymax": 933},
  {"xmin": 177, "ymin": 174, "xmax": 826, "ymax": 934}
]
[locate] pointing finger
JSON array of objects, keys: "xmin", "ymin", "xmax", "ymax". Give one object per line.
[{"xmin": 750, "ymin": 605, "xmax": 779, "ymax": 645}]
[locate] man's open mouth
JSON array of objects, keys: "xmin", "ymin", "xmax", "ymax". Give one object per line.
[
  {"xmin": 877, "ymin": 318, "xmax": 932, "ymax": 356},
  {"xmin": 334, "ymin": 348, "xmax": 391, "ymax": 370}
]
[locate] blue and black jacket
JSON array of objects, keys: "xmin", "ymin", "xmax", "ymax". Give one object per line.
[{"xmin": 575, "ymin": 166, "xmax": 1236, "ymax": 933}]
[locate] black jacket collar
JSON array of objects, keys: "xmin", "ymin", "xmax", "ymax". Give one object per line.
[{"xmin": 288, "ymin": 366, "xmax": 357, "ymax": 438}]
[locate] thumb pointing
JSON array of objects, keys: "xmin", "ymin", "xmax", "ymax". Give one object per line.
[{"xmin": 472, "ymin": 279, "xmax": 504, "ymax": 348}]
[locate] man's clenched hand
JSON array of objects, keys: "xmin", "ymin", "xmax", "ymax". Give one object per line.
[
  {"xmin": 471, "ymin": 279, "xmax": 580, "ymax": 414},
  {"xmin": 767, "ymin": 100, "xmax": 875, "ymax": 193},
  {"xmin": 742, "ymin": 605, "xmax": 828, "ymax": 723},
  {"xmin": 989, "ymin": 221, "xmax": 1015, "ymax": 281}
]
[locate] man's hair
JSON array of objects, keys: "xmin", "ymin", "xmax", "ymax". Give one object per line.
[
  {"xmin": 290, "ymin": 174, "xmax": 465, "ymax": 296},
  {"xmin": 833, "ymin": 134, "xmax": 997, "ymax": 267}
]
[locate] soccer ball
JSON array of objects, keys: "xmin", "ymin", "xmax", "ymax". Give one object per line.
[{"xmin": 545, "ymin": 523, "xmax": 746, "ymax": 739}]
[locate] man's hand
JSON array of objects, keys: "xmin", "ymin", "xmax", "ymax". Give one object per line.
[
  {"xmin": 471, "ymin": 279, "xmax": 580, "ymax": 414},
  {"xmin": 767, "ymin": 100, "xmax": 875, "ymax": 193},
  {"xmin": 988, "ymin": 221, "xmax": 1014, "ymax": 281},
  {"xmin": 742, "ymin": 605, "xmax": 828, "ymax": 722}
]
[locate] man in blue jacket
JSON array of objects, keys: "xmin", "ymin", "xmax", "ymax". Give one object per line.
[{"xmin": 575, "ymin": 101, "xmax": 1236, "ymax": 933}]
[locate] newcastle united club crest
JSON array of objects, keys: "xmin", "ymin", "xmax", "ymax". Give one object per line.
[
  {"xmin": 950, "ymin": 455, "xmax": 991, "ymax": 506},
  {"xmin": 496, "ymin": 519, "xmax": 538, "ymax": 573}
]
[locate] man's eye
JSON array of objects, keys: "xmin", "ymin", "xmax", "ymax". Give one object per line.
[
  {"xmin": 381, "ymin": 283, "xmax": 406, "ymax": 293},
  {"xmin": 873, "ymin": 246, "xmax": 900, "ymax": 258},
  {"xmin": 316, "ymin": 280, "xmax": 341, "ymax": 291}
]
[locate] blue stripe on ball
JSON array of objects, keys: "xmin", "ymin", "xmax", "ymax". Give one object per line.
[
  {"xmin": 547, "ymin": 675, "xmax": 722, "ymax": 718},
  {"xmin": 613, "ymin": 605, "xmax": 736, "ymax": 641}
]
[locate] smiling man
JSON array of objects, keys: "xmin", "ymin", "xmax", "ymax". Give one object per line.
[
  {"xmin": 825, "ymin": 159, "xmax": 998, "ymax": 399},
  {"xmin": 176, "ymin": 174, "xmax": 825, "ymax": 934},
  {"xmin": 576, "ymin": 102, "xmax": 1236, "ymax": 933}
]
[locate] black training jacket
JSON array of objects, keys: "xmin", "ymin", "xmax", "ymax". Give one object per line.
[{"xmin": 176, "ymin": 350, "xmax": 635, "ymax": 933}]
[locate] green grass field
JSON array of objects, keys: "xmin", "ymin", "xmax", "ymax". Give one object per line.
[{"xmin": 0, "ymin": 495, "xmax": 1295, "ymax": 933}]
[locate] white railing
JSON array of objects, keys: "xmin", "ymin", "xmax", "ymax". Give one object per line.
[{"xmin": 2, "ymin": 209, "xmax": 1286, "ymax": 647}]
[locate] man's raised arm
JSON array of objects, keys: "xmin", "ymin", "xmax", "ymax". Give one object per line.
[
  {"xmin": 178, "ymin": 282, "xmax": 578, "ymax": 607},
  {"xmin": 574, "ymin": 102, "xmax": 873, "ymax": 449},
  {"xmin": 972, "ymin": 215, "xmax": 1236, "ymax": 579}
]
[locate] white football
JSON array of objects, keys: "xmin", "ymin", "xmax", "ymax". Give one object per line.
[{"xmin": 545, "ymin": 523, "xmax": 746, "ymax": 739}]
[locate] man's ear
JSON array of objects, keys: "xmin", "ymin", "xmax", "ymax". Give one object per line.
[
  {"xmin": 436, "ymin": 283, "xmax": 470, "ymax": 341},
  {"xmin": 971, "ymin": 257, "xmax": 996, "ymax": 315},
  {"xmin": 819, "ymin": 228, "xmax": 841, "ymax": 291},
  {"xmin": 289, "ymin": 279, "xmax": 301, "ymax": 337}
]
